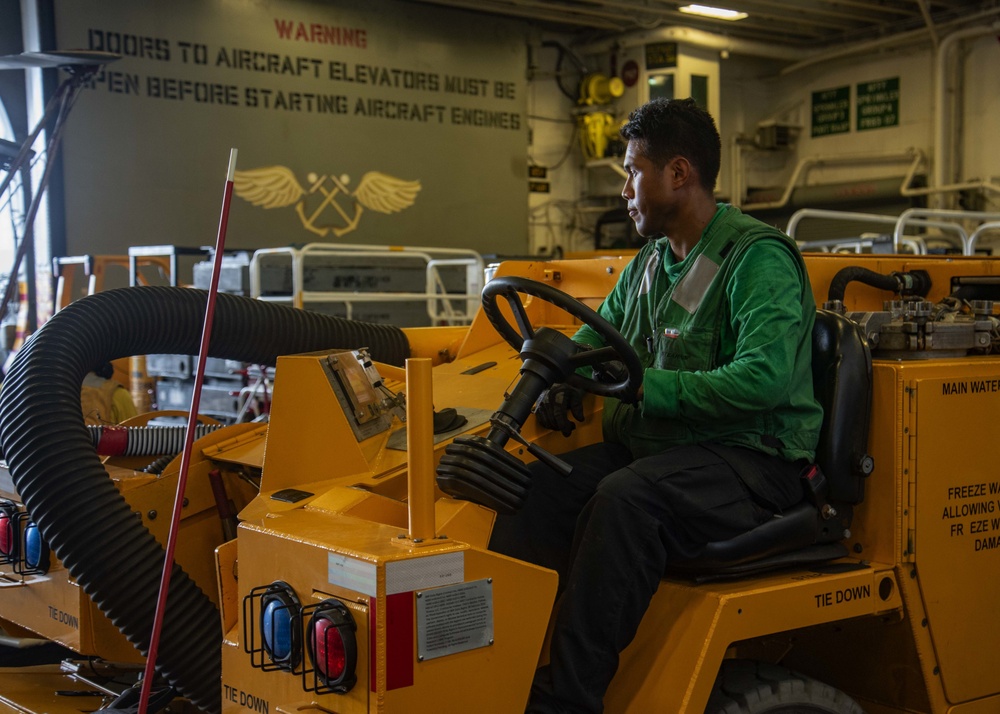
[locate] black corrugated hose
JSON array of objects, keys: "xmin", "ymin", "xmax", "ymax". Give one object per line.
[
  {"xmin": 827, "ymin": 267, "xmax": 931, "ymax": 303},
  {"xmin": 827, "ymin": 267, "xmax": 900, "ymax": 302},
  {"xmin": 0, "ymin": 286, "xmax": 409, "ymax": 714}
]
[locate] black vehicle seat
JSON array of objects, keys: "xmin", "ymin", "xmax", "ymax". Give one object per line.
[{"xmin": 666, "ymin": 309, "xmax": 874, "ymax": 580}]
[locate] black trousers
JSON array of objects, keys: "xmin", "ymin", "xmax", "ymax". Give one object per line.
[{"xmin": 489, "ymin": 441, "xmax": 804, "ymax": 714}]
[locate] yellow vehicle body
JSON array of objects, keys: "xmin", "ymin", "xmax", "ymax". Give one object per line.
[{"xmin": 1, "ymin": 253, "xmax": 1000, "ymax": 713}]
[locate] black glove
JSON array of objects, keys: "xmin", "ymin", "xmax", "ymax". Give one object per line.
[
  {"xmin": 592, "ymin": 359, "xmax": 628, "ymax": 385},
  {"xmin": 534, "ymin": 383, "xmax": 585, "ymax": 437}
]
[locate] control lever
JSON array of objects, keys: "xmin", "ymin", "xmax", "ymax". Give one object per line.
[{"xmin": 490, "ymin": 413, "xmax": 573, "ymax": 477}]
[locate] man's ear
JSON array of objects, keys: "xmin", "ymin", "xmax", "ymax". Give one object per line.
[{"xmin": 668, "ymin": 156, "xmax": 694, "ymax": 188}]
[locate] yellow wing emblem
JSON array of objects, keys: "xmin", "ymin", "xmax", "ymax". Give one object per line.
[
  {"xmin": 233, "ymin": 166, "xmax": 305, "ymax": 209},
  {"xmin": 352, "ymin": 171, "xmax": 422, "ymax": 214}
]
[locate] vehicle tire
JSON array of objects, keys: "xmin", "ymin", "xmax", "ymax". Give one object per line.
[{"xmin": 705, "ymin": 659, "xmax": 867, "ymax": 714}]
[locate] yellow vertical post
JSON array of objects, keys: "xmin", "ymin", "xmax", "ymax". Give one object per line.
[{"xmin": 406, "ymin": 357, "xmax": 436, "ymax": 541}]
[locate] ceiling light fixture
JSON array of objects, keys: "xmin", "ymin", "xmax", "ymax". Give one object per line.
[{"xmin": 679, "ymin": 4, "xmax": 749, "ymax": 21}]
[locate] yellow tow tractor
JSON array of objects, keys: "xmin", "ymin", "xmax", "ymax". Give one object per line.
[{"xmin": 0, "ymin": 251, "xmax": 999, "ymax": 713}]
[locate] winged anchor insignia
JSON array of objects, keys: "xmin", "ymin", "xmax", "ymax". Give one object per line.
[{"xmin": 233, "ymin": 166, "xmax": 421, "ymax": 238}]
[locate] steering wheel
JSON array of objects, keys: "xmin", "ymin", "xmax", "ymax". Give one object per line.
[{"xmin": 481, "ymin": 276, "xmax": 642, "ymax": 402}]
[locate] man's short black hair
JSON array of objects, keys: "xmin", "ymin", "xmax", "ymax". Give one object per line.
[{"xmin": 620, "ymin": 97, "xmax": 721, "ymax": 193}]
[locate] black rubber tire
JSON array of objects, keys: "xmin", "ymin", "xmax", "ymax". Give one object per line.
[{"xmin": 705, "ymin": 660, "xmax": 867, "ymax": 714}]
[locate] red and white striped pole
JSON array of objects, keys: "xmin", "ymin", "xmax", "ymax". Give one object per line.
[{"xmin": 137, "ymin": 148, "xmax": 238, "ymax": 714}]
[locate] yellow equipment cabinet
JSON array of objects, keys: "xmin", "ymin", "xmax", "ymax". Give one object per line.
[{"xmin": 1, "ymin": 253, "xmax": 1000, "ymax": 714}]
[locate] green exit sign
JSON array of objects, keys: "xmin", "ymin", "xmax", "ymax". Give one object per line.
[
  {"xmin": 857, "ymin": 77, "xmax": 899, "ymax": 131},
  {"xmin": 811, "ymin": 86, "xmax": 850, "ymax": 137}
]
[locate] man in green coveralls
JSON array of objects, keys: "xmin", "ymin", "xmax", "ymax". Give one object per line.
[{"xmin": 489, "ymin": 97, "xmax": 824, "ymax": 713}]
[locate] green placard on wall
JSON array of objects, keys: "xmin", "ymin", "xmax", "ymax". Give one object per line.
[
  {"xmin": 645, "ymin": 42, "xmax": 677, "ymax": 70},
  {"xmin": 857, "ymin": 77, "xmax": 899, "ymax": 131},
  {"xmin": 811, "ymin": 85, "xmax": 850, "ymax": 137}
]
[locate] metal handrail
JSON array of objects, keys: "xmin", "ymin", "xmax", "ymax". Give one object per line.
[
  {"xmin": 249, "ymin": 243, "xmax": 484, "ymax": 325},
  {"xmin": 968, "ymin": 221, "xmax": 1000, "ymax": 255},
  {"xmin": 798, "ymin": 235, "xmax": 925, "ymax": 254},
  {"xmin": 787, "ymin": 208, "xmax": 964, "ymax": 253},
  {"xmin": 893, "ymin": 209, "xmax": 1000, "ymax": 256}
]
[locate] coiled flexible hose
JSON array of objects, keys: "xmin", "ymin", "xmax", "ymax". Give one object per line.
[
  {"xmin": 89, "ymin": 424, "xmax": 224, "ymax": 456},
  {"xmin": 0, "ymin": 286, "xmax": 409, "ymax": 714}
]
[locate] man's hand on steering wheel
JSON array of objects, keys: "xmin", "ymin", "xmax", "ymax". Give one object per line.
[
  {"xmin": 480, "ymin": 276, "xmax": 643, "ymax": 405},
  {"xmin": 591, "ymin": 357, "xmax": 630, "ymax": 389},
  {"xmin": 535, "ymin": 382, "xmax": 585, "ymax": 436},
  {"xmin": 536, "ymin": 342, "xmax": 639, "ymax": 436},
  {"xmin": 436, "ymin": 277, "xmax": 643, "ymax": 511}
]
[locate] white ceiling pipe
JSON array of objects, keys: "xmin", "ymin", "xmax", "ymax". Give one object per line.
[
  {"xmin": 778, "ymin": 8, "xmax": 1000, "ymax": 75},
  {"xmin": 741, "ymin": 149, "xmax": 923, "ymax": 212},
  {"xmin": 933, "ymin": 23, "xmax": 1000, "ymax": 208}
]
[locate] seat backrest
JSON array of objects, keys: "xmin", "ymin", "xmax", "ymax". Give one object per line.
[{"xmin": 811, "ymin": 309, "xmax": 873, "ymax": 505}]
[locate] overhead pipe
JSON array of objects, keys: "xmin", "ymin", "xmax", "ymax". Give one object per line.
[
  {"xmin": 779, "ymin": 8, "xmax": 1000, "ymax": 75},
  {"xmin": 914, "ymin": 0, "xmax": 941, "ymax": 49},
  {"xmin": 741, "ymin": 144, "xmax": 998, "ymax": 219},
  {"xmin": 741, "ymin": 149, "xmax": 924, "ymax": 212},
  {"xmin": 933, "ymin": 23, "xmax": 1000, "ymax": 208}
]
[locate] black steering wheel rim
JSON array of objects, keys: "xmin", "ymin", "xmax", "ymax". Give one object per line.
[{"xmin": 481, "ymin": 276, "xmax": 642, "ymax": 401}]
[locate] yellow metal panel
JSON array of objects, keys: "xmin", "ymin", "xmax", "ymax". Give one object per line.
[
  {"xmin": 0, "ymin": 573, "xmax": 84, "ymax": 652},
  {"xmin": 125, "ymin": 460, "xmax": 242, "ymax": 607},
  {"xmin": 847, "ymin": 362, "xmax": 907, "ymax": 566},
  {"xmin": 0, "ymin": 567, "xmax": 139, "ymax": 662},
  {"xmin": 376, "ymin": 549, "xmax": 557, "ymax": 714},
  {"xmin": 433, "ymin": 498, "xmax": 495, "ymax": 550},
  {"xmin": 399, "ymin": 325, "xmax": 469, "ymax": 362},
  {"xmin": 305, "ymin": 485, "xmax": 496, "ymax": 549},
  {"xmin": 947, "ymin": 696, "xmax": 1000, "ymax": 713},
  {"xmin": 261, "ymin": 354, "xmax": 372, "ymax": 494},
  {"xmin": 607, "ymin": 565, "xmax": 902, "ymax": 712},
  {"xmin": 910, "ymin": 360, "xmax": 1000, "ymax": 703},
  {"xmin": 0, "ymin": 665, "xmax": 116, "ymax": 713},
  {"xmin": 201, "ymin": 424, "xmax": 269, "ymax": 470},
  {"xmin": 216, "ymin": 538, "xmax": 239, "ymax": 638},
  {"xmin": 895, "ymin": 560, "xmax": 949, "ymax": 713},
  {"xmin": 226, "ymin": 519, "xmax": 377, "ymax": 714},
  {"xmin": 227, "ymin": 506, "xmax": 557, "ymax": 714}
]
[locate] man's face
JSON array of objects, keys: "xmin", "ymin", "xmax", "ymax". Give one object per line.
[{"xmin": 621, "ymin": 140, "xmax": 674, "ymax": 237}]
